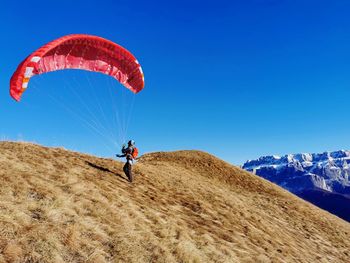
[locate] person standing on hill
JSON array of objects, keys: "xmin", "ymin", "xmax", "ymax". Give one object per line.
[{"xmin": 116, "ymin": 140, "xmax": 138, "ymax": 182}]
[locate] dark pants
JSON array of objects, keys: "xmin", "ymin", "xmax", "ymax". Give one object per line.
[{"xmin": 123, "ymin": 161, "xmax": 133, "ymax": 182}]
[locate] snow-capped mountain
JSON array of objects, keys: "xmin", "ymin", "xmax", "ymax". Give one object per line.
[
  {"xmin": 243, "ymin": 150, "xmax": 350, "ymax": 222},
  {"xmin": 243, "ymin": 150, "xmax": 350, "ymax": 194}
]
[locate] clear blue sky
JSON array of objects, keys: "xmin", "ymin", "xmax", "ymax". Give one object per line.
[{"xmin": 1, "ymin": 0, "xmax": 350, "ymax": 164}]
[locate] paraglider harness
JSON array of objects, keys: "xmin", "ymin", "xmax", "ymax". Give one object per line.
[
  {"xmin": 130, "ymin": 147, "xmax": 139, "ymax": 159},
  {"xmin": 120, "ymin": 145, "xmax": 138, "ymax": 162}
]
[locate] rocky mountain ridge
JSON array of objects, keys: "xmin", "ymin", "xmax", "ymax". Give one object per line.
[{"xmin": 243, "ymin": 150, "xmax": 350, "ymax": 221}]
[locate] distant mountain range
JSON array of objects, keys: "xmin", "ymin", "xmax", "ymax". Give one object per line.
[{"xmin": 243, "ymin": 150, "xmax": 350, "ymax": 222}]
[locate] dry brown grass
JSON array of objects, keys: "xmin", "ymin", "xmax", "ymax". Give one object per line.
[{"xmin": 0, "ymin": 141, "xmax": 349, "ymax": 263}]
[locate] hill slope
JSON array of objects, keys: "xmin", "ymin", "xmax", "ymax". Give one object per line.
[{"xmin": 0, "ymin": 142, "xmax": 349, "ymax": 263}]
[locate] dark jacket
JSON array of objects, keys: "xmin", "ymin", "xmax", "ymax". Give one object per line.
[{"xmin": 118, "ymin": 146, "xmax": 135, "ymax": 160}]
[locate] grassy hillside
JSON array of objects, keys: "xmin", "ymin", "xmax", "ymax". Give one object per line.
[{"xmin": 0, "ymin": 142, "xmax": 349, "ymax": 263}]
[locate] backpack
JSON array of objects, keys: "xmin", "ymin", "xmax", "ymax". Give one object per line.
[{"xmin": 132, "ymin": 147, "xmax": 139, "ymax": 159}]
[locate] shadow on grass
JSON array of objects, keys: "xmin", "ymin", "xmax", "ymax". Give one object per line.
[{"xmin": 85, "ymin": 161, "xmax": 127, "ymax": 182}]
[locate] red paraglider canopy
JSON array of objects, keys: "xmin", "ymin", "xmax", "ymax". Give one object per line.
[{"xmin": 10, "ymin": 34, "xmax": 144, "ymax": 101}]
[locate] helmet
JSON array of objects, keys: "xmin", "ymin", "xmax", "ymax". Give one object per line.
[{"xmin": 128, "ymin": 140, "xmax": 135, "ymax": 146}]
